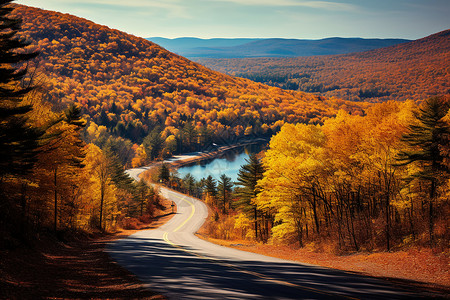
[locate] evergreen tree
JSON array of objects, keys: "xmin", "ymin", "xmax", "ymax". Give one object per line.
[
  {"xmin": 143, "ymin": 127, "xmax": 163, "ymax": 161},
  {"xmin": 204, "ymin": 175, "xmax": 217, "ymax": 197},
  {"xmin": 183, "ymin": 173, "xmax": 196, "ymax": 196},
  {"xmin": 135, "ymin": 179, "xmax": 150, "ymax": 216},
  {"xmin": 235, "ymin": 154, "xmax": 265, "ymax": 239},
  {"xmin": 108, "ymin": 155, "xmax": 134, "ymax": 191},
  {"xmin": 0, "ymin": 0, "xmax": 41, "ymax": 177},
  {"xmin": 182, "ymin": 121, "xmax": 198, "ymax": 152},
  {"xmin": 103, "ymin": 145, "xmax": 133, "ymax": 191},
  {"xmin": 64, "ymin": 103, "xmax": 86, "ymax": 167},
  {"xmin": 158, "ymin": 163, "xmax": 170, "ymax": 183},
  {"xmin": 396, "ymin": 96, "xmax": 450, "ymax": 244},
  {"xmin": 217, "ymin": 174, "xmax": 233, "ymax": 214},
  {"xmin": 53, "ymin": 104, "xmax": 86, "ymax": 232}
]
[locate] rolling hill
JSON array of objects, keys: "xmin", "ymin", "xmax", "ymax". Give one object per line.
[
  {"xmin": 148, "ymin": 37, "xmax": 409, "ymax": 58},
  {"xmin": 199, "ymin": 30, "xmax": 450, "ymax": 102},
  {"xmin": 12, "ymin": 4, "xmax": 364, "ymax": 146}
]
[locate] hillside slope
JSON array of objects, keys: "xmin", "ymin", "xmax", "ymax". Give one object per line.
[
  {"xmin": 13, "ymin": 5, "xmax": 363, "ymax": 145},
  {"xmin": 148, "ymin": 37, "xmax": 409, "ymax": 58},
  {"xmin": 199, "ymin": 30, "xmax": 450, "ymax": 102}
]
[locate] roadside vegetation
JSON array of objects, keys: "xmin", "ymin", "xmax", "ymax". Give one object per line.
[
  {"xmin": 0, "ymin": 0, "xmax": 166, "ymax": 251},
  {"xmin": 154, "ymin": 98, "xmax": 450, "ymax": 287},
  {"xmin": 158, "ymin": 98, "xmax": 450, "ymax": 253}
]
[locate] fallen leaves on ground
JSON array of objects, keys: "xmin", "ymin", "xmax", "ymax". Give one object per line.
[
  {"xmin": 0, "ymin": 201, "xmax": 174, "ymax": 299},
  {"xmin": 199, "ymin": 236, "xmax": 449, "ymax": 292}
]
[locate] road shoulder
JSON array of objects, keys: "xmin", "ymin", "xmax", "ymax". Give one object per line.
[{"xmin": 196, "ymin": 233, "xmax": 450, "ymax": 296}]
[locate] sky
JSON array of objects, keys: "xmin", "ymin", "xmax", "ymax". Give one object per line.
[{"xmin": 16, "ymin": 0, "xmax": 450, "ymax": 40}]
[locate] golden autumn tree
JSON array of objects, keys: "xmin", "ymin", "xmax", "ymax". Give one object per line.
[
  {"xmin": 83, "ymin": 144, "xmax": 119, "ymax": 231},
  {"xmin": 256, "ymin": 100, "xmax": 448, "ymax": 251},
  {"xmin": 256, "ymin": 123, "xmax": 327, "ymax": 246}
]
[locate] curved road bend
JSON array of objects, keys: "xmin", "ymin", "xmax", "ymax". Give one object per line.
[{"xmin": 109, "ymin": 168, "xmax": 432, "ymax": 299}]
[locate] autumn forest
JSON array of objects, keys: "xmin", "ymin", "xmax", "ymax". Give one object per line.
[
  {"xmin": 1, "ymin": 0, "xmax": 449, "ymax": 277},
  {"xmin": 200, "ymin": 30, "xmax": 450, "ymax": 103}
]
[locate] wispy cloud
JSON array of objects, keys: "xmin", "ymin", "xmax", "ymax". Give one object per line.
[
  {"xmin": 23, "ymin": 0, "xmax": 190, "ymax": 18},
  {"xmin": 300, "ymin": 1, "xmax": 358, "ymax": 11},
  {"xmin": 95, "ymin": 0, "xmax": 188, "ymax": 18},
  {"xmin": 212, "ymin": 0, "xmax": 358, "ymax": 11}
]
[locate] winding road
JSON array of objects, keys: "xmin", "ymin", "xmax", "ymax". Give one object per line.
[{"xmin": 108, "ymin": 167, "xmax": 431, "ymax": 299}]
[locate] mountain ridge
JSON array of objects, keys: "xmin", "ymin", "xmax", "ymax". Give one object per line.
[
  {"xmin": 147, "ymin": 36, "xmax": 410, "ymax": 58},
  {"xmin": 198, "ymin": 30, "xmax": 450, "ymax": 102}
]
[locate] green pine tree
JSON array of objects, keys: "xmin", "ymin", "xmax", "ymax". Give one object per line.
[
  {"xmin": 217, "ymin": 174, "xmax": 233, "ymax": 214},
  {"xmin": 396, "ymin": 96, "xmax": 450, "ymax": 244},
  {"xmin": 235, "ymin": 154, "xmax": 264, "ymax": 239},
  {"xmin": 135, "ymin": 179, "xmax": 150, "ymax": 216},
  {"xmin": 204, "ymin": 175, "xmax": 217, "ymax": 198},
  {"xmin": 64, "ymin": 103, "xmax": 86, "ymax": 168},
  {"xmin": 143, "ymin": 127, "xmax": 163, "ymax": 161},
  {"xmin": 158, "ymin": 163, "xmax": 170, "ymax": 183},
  {"xmin": 0, "ymin": 0, "xmax": 41, "ymax": 178},
  {"xmin": 183, "ymin": 173, "xmax": 196, "ymax": 196},
  {"xmin": 103, "ymin": 147, "xmax": 134, "ymax": 191}
]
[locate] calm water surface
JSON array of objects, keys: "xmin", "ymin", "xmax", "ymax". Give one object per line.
[{"xmin": 176, "ymin": 143, "xmax": 266, "ymax": 182}]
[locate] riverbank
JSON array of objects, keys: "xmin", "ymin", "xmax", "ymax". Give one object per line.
[{"xmin": 165, "ymin": 138, "xmax": 268, "ymax": 169}]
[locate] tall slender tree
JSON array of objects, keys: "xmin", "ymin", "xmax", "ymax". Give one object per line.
[
  {"xmin": 0, "ymin": 0, "xmax": 41, "ymax": 178},
  {"xmin": 235, "ymin": 154, "xmax": 265, "ymax": 240},
  {"xmin": 135, "ymin": 179, "xmax": 150, "ymax": 216},
  {"xmin": 204, "ymin": 175, "xmax": 217, "ymax": 198},
  {"xmin": 158, "ymin": 163, "xmax": 170, "ymax": 183},
  {"xmin": 143, "ymin": 127, "xmax": 163, "ymax": 161},
  {"xmin": 49, "ymin": 104, "xmax": 86, "ymax": 232},
  {"xmin": 396, "ymin": 96, "xmax": 450, "ymax": 244},
  {"xmin": 217, "ymin": 174, "xmax": 233, "ymax": 214},
  {"xmin": 183, "ymin": 173, "xmax": 196, "ymax": 196}
]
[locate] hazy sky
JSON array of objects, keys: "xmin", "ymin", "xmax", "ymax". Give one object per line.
[{"xmin": 16, "ymin": 0, "xmax": 449, "ymax": 39}]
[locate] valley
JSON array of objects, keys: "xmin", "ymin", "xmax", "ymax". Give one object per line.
[
  {"xmin": 200, "ymin": 30, "xmax": 450, "ymax": 102},
  {"xmin": 1, "ymin": 1, "xmax": 449, "ymax": 299}
]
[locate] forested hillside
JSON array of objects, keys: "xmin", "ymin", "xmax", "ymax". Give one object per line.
[
  {"xmin": 12, "ymin": 4, "xmax": 363, "ymax": 156},
  {"xmin": 199, "ymin": 30, "xmax": 450, "ymax": 102},
  {"xmin": 0, "ymin": 3, "xmax": 364, "ymax": 240},
  {"xmin": 1, "ymin": 1, "xmax": 160, "ymax": 243}
]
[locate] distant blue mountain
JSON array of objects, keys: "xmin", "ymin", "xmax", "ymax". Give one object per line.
[{"xmin": 147, "ymin": 37, "xmax": 411, "ymax": 58}]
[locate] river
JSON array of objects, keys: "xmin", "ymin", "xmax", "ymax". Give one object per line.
[{"xmin": 176, "ymin": 143, "xmax": 267, "ymax": 182}]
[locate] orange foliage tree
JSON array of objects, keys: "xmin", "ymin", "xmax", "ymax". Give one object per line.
[{"xmin": 255, "ymin": 99, "xmax": 449, "ymax": 252}]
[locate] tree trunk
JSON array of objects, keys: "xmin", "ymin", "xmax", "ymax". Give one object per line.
[
  {"xmin": 429, "ymin": 181, "xmax": 434, "ymax": 246},
  {"xmin": 254, "ymin": 206, "xmax": 258, "ymax": 241},
  {"xmin": 99, "ymin": 182, "xmax": 105, "ymax": 231},
  {"xmin": 385, "ymin": 193, "xmax": 390, "ymax": 251},
  {"xmin": 311, "ymin": 188, "xmax": 320, "ymax": 235},
  {"xmin": 20, "ymin": 182, "xmax": 27, "ymax": 238},
  {"xmin": 54, "ymin": 166, "xmax": 58, "ymax": 233},
  {"xmin": 345, "ymin": 203, "xmax": 359, "ymax": 251}
]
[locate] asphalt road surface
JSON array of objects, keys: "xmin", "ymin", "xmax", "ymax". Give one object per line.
[{"xmin": 110, "ymin": 168, "xmax": 434, "ymax": 299}]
